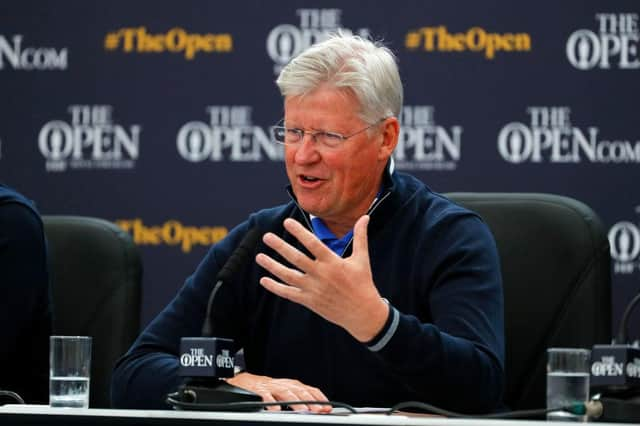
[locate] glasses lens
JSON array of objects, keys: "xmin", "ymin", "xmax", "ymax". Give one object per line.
[{"xmin": 317, "ymin": 132, "xmax": 344, "ymax": 148}]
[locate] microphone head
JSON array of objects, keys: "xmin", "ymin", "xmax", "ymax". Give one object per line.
[{"xmin": 590, "ymin": 344, "xmax": 640, "ymax": 395}]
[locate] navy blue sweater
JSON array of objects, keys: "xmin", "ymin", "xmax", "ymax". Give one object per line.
[
  {"xmin": 0, "ymin": 185, "xmax": 51, "ymax": 404},
  {"xmin": 112, "ymin": 171, "xmax": 505, "ymax": 412}
]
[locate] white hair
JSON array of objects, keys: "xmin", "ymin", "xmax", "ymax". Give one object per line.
[{"xmin": 276, "ymin": 33, "xmax": 403, "ymax": 124}]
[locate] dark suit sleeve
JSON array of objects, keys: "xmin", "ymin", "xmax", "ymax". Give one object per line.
[{"xmin": 0, "ymin": 202, "xmax": 52, "ymax": 404}]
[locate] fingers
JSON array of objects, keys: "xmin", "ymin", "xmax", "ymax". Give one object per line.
[
  {"xmin": 282, "ymin": 218, "xmax": 335, "ymax": 261},
  {"xmin": 257, "ymin": 379, "xmax": 330, "ymax": 413},
  {"xmin": 352, "ymin": 215, "xmax": 370, "ymax": 259},
  {"xmin": 269, "ymin": 386, "xmax": 311, "ymax": 411},
  {"xmin": 258, "ymin": 276, "xmax": 305, "ymax": 304},
  {"xmin": 257, "ymin": 389, "xmax": 281, "ymax": 412},
  {"xmin": 253, "ymin": 385, "xmax": 310, "ymax": 412},
  {"xmin": 262, "ymin": 231, "xmax": 315, "ymax": 273},
  {"xmin": 256, "ymin": 252, "xmax": 306, "ymax": 288},
  {"xmin": 264, "ymin": 380, "xmax": 330, "ymax": 412},
  {"xmin": 269, "ymin": 381, "xmax": 329, "ymax": 413},
  {"xmin": 228, "ymin": 373, "xmax": 329, "ymax": 413},
  {"xmin": 305, "ymin": 385, "xmax": 332, "ymax": 413},
  {"xmin": 258, "ymin": 218, "xmax": 338, "ymax": 279}
]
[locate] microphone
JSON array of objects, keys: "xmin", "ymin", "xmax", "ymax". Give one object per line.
[
  {"xmin": 170, "ymin": 228, "xmax": 263, "ymax": 410},
  {"xmin": 588, "ymin": 291, "xmax": 640, "ymax": 422},
  {"xmin": 201, "ymin": 227, "xmax": 262, "ymax": 338}
]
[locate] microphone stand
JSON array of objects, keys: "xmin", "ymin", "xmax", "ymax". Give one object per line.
[{"xmin": 168, "ymin": 229, "xmax": 262, "ymax": 411}]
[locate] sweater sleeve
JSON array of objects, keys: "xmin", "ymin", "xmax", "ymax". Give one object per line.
[
  {"xmin": 110, "ymin": 223, "xmax": 250, "ymax": 409},
  {"xmin": 368, "ymin": 214, "xmax": 505, "ymax": 413}
]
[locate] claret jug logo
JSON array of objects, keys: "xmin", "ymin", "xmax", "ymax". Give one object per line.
[
  {"xmin": 38, "ymin": 105, "xmax": 141, "ymax": 172},
  {"xmin": 498, "ymin": 106, "xmax": 640, "ymax": 164},
  {"xmin": 176, "ymin": 106, "xmax": 282, "ymax": 162},
  {"xmin": 609, "ymin": 208, "xmax": 640, "ymax": 275},
  {"xmin": 104, "ymin": 27, "xmax": 232, "ymax": 60},
  {"xmin": 0, "ymin": 35, "xmax": 68, "ymax": 70},
  {"xmin": 405, "ymin": 26, "xmax": 531, "ymax": 59},
  {"xmin": 394, "ymin": 106, "xmax": 462, "ymax": 171},
  {"xmin": 567, "ymin": 13, "xmax": 639, "ymax": 70},
  {"xmin": 266, "ymin": 8, "xmax": 370, "ymax": 75}
]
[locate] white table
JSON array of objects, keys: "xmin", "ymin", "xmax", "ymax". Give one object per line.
[{"xmin": 0, "ymin": 404, "xmax": 625, "ymax": 426}]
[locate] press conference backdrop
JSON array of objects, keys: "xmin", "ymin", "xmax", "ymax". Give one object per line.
[{"xmin": 1, "ymin": 1, "xmax": 638, "ymax": 338}]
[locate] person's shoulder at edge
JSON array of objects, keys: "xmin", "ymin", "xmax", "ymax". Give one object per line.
[
  {"xmin": 0, "ymin": 184, "xmax": 44, "ymax": 228},
  {"xmin": 0, "ymin": 184, "xmax": 46, "ymax": 242},
  {"xmin": 0, "ymin": 184, "xmax": 34, "ymax": 207}
]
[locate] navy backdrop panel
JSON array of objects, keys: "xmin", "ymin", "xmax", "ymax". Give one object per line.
[{"xmin": 1, "ymin": 1, "xmax": 639, "ymax": 339}]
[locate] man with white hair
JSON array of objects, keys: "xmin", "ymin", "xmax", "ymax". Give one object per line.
[{"xmin": 112, "ymin": 34, "xmax": 505, "ymax": 414}]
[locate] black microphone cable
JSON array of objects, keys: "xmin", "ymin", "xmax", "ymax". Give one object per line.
[
  {"xmin": 615, "ymin": 291, "xmax": 640, "ymax": 344},
  {"xmin": 166, "ymin": 393, "xmax": 601, "ymax": 419},
  {"xmin": 166, "ymin": 394, "xmax": 358, "ymax": 413},
  {"xmin": 0, "ymin": 390, "xmax": 25, "ymax": 405},
  {"xmin": 385, "ymin": 400, "xmax": 601, "ymax": 419}
]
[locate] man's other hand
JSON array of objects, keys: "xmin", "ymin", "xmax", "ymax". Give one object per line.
[{"xmin": 226, "ymin": 372, "xmax": 331, "ymax": 413}]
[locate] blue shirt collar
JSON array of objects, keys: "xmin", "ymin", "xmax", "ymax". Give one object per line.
[
  {"xmin": 310, "ymin": 217, "xmax": 353, "ymax": 256},
  {"xmin": 309, "ymin": 185, "xmax": 384, "ymax": 256}
]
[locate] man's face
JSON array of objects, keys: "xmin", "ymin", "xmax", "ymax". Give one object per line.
[{"xmin": 283, "ymin": 86, "xmax": 391, "ymax": 230}]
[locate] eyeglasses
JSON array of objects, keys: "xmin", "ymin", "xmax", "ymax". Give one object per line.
[{"xmin": 270, "ymin": 118, "xmax": 386, "ymax": 149}]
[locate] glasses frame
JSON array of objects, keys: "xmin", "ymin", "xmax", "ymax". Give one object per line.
[{"xmin": 271, "ymin": 118, "xmax": 387, "ymax": 149}]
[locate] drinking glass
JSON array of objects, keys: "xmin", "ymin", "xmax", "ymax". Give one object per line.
[
  {"xmin": 49, "ymin": 336, "xmax": 91, "ymax": 408},
  {"xmin": 547, "ymin": 347, "xmax": 591, "ymax": 422}
]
